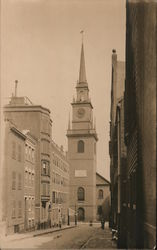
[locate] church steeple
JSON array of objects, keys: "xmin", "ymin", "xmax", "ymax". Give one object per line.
[
  {"xmin": 79, "ymin": 42, "xmax": 87, "ymax": 84},
  {"xmin": 67, "ymin": 34, "xmax": 98, "ymax": 141}
]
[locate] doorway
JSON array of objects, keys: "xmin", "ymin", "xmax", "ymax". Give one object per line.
[{"xmin": 78, "ymin": 207, "xmax": 85, "ymax": 221}]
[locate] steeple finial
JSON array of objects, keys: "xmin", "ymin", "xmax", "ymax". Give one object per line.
[
  {"xmin": 79, "ymin": 31, "xmax": 87, "ymax": 83},
  {"xmin": 14, "ymin": 80, "xmax": 18, "ymax": 97},
  {"xmin": 80, "ymin": 30, "xmax": 84, "ymax": 43}
]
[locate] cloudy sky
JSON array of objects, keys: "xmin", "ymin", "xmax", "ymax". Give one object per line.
[{"xmin": 1, "ymin": 0, "xmax": 125, "ymax": 180}]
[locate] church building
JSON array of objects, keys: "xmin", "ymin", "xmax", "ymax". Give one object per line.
[{"xmin": 67, "ymin": 41, "xmax": 98, "ymax": 222}]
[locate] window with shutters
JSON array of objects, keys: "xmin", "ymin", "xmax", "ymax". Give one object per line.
[
  {"xmin": 29, "ymin": 173, "xmax": 31, "ymax": 185},
  {"xmin": 32, "ymin": 174, "xmax": 34, "ymax": 186},
  {"xmin": 32, "ymin": 149, "xmax": 35, "ymax": 162},
  {"xmin": 18, "ymin": 145, "xmax": 22, "ymax": 162},
  {"xmin": 41, "ymin": 161, "xmax": 50, "ymax": 176},
  {"xmin": 12, "ymin": 200, "xmax": 16, "ymax": 218},
  {"xmin": 18, "ymin": 201, "xmax": 22, "ymax": 218},
  {"xmin": 28, "ymin": 147, "xmax": 31, "ymax": 160},
  {"xmin": 18, "ymin": 173, "xmax": 22, "ymax": 190},
  {"xmin": 25, "ymin": 145, "xmax": 28, "ymax": 159},
  {"xmin": 28, "ymin": 198, "xmax": 31, "ymax": 212},
  {"xmin": 12, "ymin": 172, "xmax": 16, "ymax": 190},
  {"xmin": 31, "ymin": 199, "xmax": 34, "ymax": 217},
  {"xmin": 56, "ymin": 193, "xmax": 58, "ymax": 204},
  {"xmin": 12, "ymin": 141, "xmax": 16, "ymax": 159},
  {"xmin": 25, "ymin": 171, "xmax": 27, "ymax": 186}
]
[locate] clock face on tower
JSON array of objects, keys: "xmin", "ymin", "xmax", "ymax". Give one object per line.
[{"xmin": 77, "ymin": 108, "xmax": 85, "ymax": 118}]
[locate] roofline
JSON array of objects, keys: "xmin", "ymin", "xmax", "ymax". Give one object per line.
[
  {"xmin": 96, "ymin": 172, "xmax": 110, "ymax": 184},
  {"xmin": 10, "ymin": 127, "xmax": 26, "ymax": 140},
  {"xmin": 4, "ymin": 104, "xmax": 51, "ymax": 114},
  {"xmin": 71, "ymin": 102, "xmax": 93, "ymax": 109},
  {"xmin": 67, "ymin": 132, "xmax": 98, "ymax": 141},
  {"xmin": 25, "ymin": 132, "xmax": 38, "ymax": 143}
]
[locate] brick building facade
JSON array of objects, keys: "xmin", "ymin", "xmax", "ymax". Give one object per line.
[
  {"xmin": 51, "ymin": 141, "xmax": 69, "ymax": 227},
  {"xmin": 4, "ymin": 96, "xmax": 52, "ymax": 228},
  {"xmin": 124, "ymin": 1, "xmax": 156, "ymax": 248},
  {"xmin": 23, "ymin": 131, "xmax": 37, "ymax": 231},
  {"xmin": 2, "ymin": 120, "xmax": 26, "ymax": 234},
  {"xmin": 109, "ymin": 50, "xmax": 126, "ymax": 248},
  {"xmin": 96, "ymin": 173, "xmax": 110, "ymax": 222},
  {"xmin": 67, "ymin": 42, "xmax": 98, "ymax": 222}
]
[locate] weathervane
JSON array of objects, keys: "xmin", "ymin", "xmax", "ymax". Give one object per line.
[{"xmin": 14, "ymin": 80, "xmax": 18, "ymax": 97}]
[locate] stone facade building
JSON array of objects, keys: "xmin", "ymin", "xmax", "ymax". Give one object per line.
[
  {"xmin": 124, "ymin": 1, "xmax": 156, "ymax": 248},
  {"xmin": 4, "ymin": 96, "xmax": 52, "ymax": 228},
  {"xmin": 51, "ymin": 141, "xmax": 69, "ymax": 226},
  {"xmin": 2, "ymin": 120, "xmax": 26, "ymax": 234},
  {"xmin": 67, "ymin": 42, "xmax": 98, "ymax": 222}
]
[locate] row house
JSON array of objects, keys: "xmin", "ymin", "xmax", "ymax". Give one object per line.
[
  {"xmin": 23, "ymin": 130, "xmax": 37, "ymax": 231},
  {"xmin": 3, "ymin": 95, "xmax": 52, "ymax": 229},
  {"xmin": 2, "ymin": 120, "xmax": 37, "ymax": 234},
  {"xmin": 109, "ymin": 50, "xmax": 126, "ymax": 248},
  {"xmin": 3, "ymin": 93, "xmax": 70, "ymax": 232},
  {"xmin": 2, "ymin": 120, "xmax": 26, "ymax": 234},
  {"xmin": 51, "ymin": 141, "xmax": 69, "ymax": 226}
]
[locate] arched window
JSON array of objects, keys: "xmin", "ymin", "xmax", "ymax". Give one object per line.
[
  {"xmin": 78, "ymin": 140, "xmax": 84, "ymax": 153},
  {"xmin": 78, "ymin": 187, "xmax": 85, "ymax": 201},
  {"xmin": 98, "ymin": 189, "xmax": 103, "ymax": 199},
  {"xmin": 79, "ymin": 91, "xmax": 84, "ymax": 101}
]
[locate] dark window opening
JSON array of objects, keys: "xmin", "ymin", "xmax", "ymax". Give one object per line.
[
  {"xmin": 78, "ymin": 140, "xmax": 84, "ymax": 153},
  {"xmin": 78, "ymin": 187, "xmax": 85, "ymax": 201}
]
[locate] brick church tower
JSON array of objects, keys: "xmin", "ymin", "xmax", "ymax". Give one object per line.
[{"xmin": 67, "ymin": 40, "xmax": 98, "ymax": 222}]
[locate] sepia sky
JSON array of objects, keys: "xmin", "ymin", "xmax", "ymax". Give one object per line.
[{"xmin": 1, "ymin": 0, "xmax": 125, "ymax": 180}]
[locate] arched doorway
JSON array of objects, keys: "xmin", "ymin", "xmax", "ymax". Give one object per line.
[{"xmin": 78, "ymin": 207, "xmax": 85, "ymax": 221}]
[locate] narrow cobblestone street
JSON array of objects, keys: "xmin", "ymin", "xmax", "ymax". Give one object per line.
[{"xmin": 1, "ymin": 223, "xmax": 117, "ymax": 249}]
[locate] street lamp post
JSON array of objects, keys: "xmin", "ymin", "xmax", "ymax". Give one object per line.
[
  {"xmin": 67, "ymin": 208, "xmax": 70, "ymax": 226},
  {"xmin": 75, "ymin": 204, "xmax": 77, "ymax": 226}
]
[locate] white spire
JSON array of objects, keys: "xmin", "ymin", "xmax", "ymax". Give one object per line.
[{"xmin": 79, "ymin": 32, "xmax": 87, "ymax": 84}]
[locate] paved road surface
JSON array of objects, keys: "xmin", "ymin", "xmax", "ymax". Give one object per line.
[{"xmin": 1, "ymin": 224, "xmax": 117, "ymax": 249}]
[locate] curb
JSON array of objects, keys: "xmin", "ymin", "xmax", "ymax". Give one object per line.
[
  {"xmin": 2, "ymin": 225, "xmax": 77, "ymax": 243},
  {"xmin": 33, "ymin": 225, "xmax": 76, "ymax": 237}
]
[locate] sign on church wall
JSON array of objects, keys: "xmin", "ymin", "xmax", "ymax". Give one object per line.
[{"xmin": 75, "ymin": 170, "xmax": 87, "ymax": 177}]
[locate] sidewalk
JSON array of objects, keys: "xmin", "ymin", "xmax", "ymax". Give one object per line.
[
  {"xmin": 33, "ymin": 223, "xmax": 76, "ymax": 237},
  {"xmin": 0, "ymin": 224, "xmax": 76, "ymax": 243}
]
